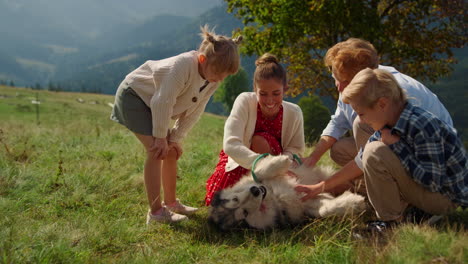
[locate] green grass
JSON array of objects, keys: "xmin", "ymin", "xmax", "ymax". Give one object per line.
[{"xmin": 1, "ymin": 86, "xmax": 467, "ymax": 263}]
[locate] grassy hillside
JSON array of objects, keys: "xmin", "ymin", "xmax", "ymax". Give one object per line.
[{"xmin": 0, "ymin": 86, "xmax": 467, "ymax": 263}]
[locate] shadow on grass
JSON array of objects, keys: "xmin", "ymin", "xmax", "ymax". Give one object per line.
[
  {"xmin": 159, "ymin": 207, "xmax": 367, "ymax": 248},
  {"xmin": 352, "ymin": 207, "xmax": 468, "ymax": 250},
  {"xmin": 145, "ymin": 205, "xmax": 466, "ymax": 250},
  {"xmin": 437, "ymin": 207, "xmax": 468, "ymax": 231}
]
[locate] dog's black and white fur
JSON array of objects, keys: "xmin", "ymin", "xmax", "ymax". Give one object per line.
[{"xmin": 209, "ymin": 154, "xmax": 366, "ymax": 230}]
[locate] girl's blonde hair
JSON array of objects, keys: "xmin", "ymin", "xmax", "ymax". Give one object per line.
[
  {"xmin": 198, "ymin": 25, "xmax": 242, "ymax": 75},
  {"xmin": 325, "ymin": 38, "xmax": 379, "ymax": 82},
  {"xmin": 253, "ymin": 53, "xmax": 287, "ymax": 91},
  {"xmin": 342, "ymin": 68, "xmax": 407, "ymax": 108}
]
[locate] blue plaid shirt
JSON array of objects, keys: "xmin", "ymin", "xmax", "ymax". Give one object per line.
[{"xmin": 369, "ymin": 103, "xmax": 468, "ymax": 206}]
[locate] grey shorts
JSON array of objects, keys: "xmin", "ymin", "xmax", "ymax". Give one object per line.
[{"xmin": 110, "ymin": 81, "xmax": 153, "ymax": 136}]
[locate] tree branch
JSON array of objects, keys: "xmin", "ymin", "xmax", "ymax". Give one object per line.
[{"xmin": 380, "ymin": 0, "xmax": 407, "ymax": 18}]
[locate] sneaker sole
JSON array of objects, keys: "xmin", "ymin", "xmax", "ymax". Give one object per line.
[
  {"xmin": 168, "ymin": 209, "xmax": 198, "ymax": 216},
  {"xmin": 147, "ymin": 216, "xmax": 188, "ymax": 224}
]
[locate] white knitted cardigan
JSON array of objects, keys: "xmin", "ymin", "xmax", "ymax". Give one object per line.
[
  {"xmin": 224, "ymin": 92, "xmax": 305, "ymax": 172},
  {"xmin": 124, "ymin": 51, "xmax": 218, "ymax": 143}
]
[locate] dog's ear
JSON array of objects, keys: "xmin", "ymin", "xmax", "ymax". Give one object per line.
[
  {"xmin": 211, "ymin": 191, "xmax": 223, "ymax": 207},
  {"xmin": 209, "ymin": 209, "xmax": 238, "ymax": 231},
  {"xmin": 208, "ymin": 208, "xmax": 220, "ymax": 227}
]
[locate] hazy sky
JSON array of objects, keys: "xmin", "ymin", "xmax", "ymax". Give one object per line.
[{"xmin": 0, "ymin": 0, "xmax": 223, "ymax": 39}]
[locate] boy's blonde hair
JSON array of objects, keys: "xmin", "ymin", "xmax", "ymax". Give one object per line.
[
  {"xmin": 342, "ymin": 68, "xmax": 407, "ymax": 108},
  {"xmin": 198, "ymin": 25, "xmax": 242, "ymax": 75},
  {"xmin": 253, "ymin": 53, "xmax": 287, "ymax": 92},
  {"xmin": 325, "ymin": 38, "xmax": 379, "ymax": 82}
]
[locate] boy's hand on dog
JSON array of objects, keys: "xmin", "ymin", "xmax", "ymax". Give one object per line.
[
  {"xmin": 380, "ymin": 128, "xmax": 400, "ymax": 145},
  {"xmin": 295, "ymin": 182, "xmax": 325, "ymax": 201},
  {"xmin": 150, "ymin": 137, "xmax": 169, "ymax": 160}
]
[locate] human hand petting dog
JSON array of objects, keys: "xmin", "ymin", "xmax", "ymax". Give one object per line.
[
  {"xmin": 284, "ymin": 152, "xmax": 300, "ymax": 168},
  {"xmin": 294, "ymin": 181, "xmax": 325, "ymax": 202}
]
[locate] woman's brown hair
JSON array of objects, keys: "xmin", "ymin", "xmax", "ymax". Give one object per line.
[{"xmin": 253, "ymin": 53, "xmax": 287, "ymax": 91}]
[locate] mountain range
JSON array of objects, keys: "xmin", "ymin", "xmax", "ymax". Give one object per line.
[
  {"xmin": 1, "ymin": 1, "xmax": 466, "ymax": 143},
  {"xmin": 0, "ymin": 0, "xmax": 223, "ymax": 85}
]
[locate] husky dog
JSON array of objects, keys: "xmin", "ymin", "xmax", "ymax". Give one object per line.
[{"xmin": 209, "ymin": 155, "xmax": 366, "ymax": 230}]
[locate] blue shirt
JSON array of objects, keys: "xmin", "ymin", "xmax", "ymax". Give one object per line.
[
  {"xmin": 321, "ymin": 65, "xmax": 454, "ymax": 140},
  {"xmin": 368, "ymin": 103, "xmax": 468, "ymax": 206}
]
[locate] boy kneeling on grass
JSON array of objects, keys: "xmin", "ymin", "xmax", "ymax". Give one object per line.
[{"xmin": 341, "ymin": 68, "xmax": 467, "ymax": 233}]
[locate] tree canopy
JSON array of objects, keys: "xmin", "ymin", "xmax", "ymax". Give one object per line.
[
  {"xmin": 214, "ymin": 67, "xmax": 250, "ymax": 112},
  {"xmin": 298, "ymin": 95, "xmax": 331, "ymax": 144},
  {"xmin": 225, "ymin": 0, "xmax": 466, "ymax": 99}
]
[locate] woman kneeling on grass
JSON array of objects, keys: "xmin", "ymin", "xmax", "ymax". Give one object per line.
[
  {"xmin": 205, "ymin": 53, "xmax": 305, "ymax": 205},
  {"xmin": 111, "ymin": 25, "xmax": 242, "ymax": 224},
  {"xmin": 341, "ymin": 68, "xmax": 467, "ymax": 232}
]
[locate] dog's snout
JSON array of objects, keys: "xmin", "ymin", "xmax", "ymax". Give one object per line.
[{"xmin": 250, "ymin": 186, "xmax": 261, "ymax": 197}]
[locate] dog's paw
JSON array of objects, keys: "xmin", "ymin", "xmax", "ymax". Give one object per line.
[
  {"xmin": 292, "ymin": 165, "xmax": 335, "ymax": 185},
  {"xmin": 341, "ymin": 191, "xmax": 366, "ymax": 213},
  {"xmin": 317, "ymin": 191, "xmax": 366, "ymax": 217},
  {"xmin": 254, "ymin": 155, "xmax": 291, "ymax": 180}
]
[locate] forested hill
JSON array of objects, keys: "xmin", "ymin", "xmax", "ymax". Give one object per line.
[
  {"xmin": 55, "ymin": 5, "xmax": 247, "ymax": 95},
  {"xmin": 0, "ymin": 0, "xmax": 222, "ymax": 86},
  {"xmin": 50, "ymin": 5, "xmax": 252, "ymax": 115},
  {"xmin": 1, "ymin": 2, "xmax": 466, "ymax": 143}
]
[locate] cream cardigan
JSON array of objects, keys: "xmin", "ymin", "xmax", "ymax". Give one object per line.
[
  {"xmin": 224, "ymin": 92, "xmax": 305, "ymax": 172},
  {"xmin": 124, "ymin": 51, "xmax": 218, "ymax": 142}
]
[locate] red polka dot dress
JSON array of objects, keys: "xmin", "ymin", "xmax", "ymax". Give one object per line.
[{"xmin": 205, "ymin": 104, "xmax": 283, "ymax": 205}]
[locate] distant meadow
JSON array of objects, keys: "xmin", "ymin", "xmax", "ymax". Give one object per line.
[{"xmin": 1, "ymin": 86, "xmax": 466, "ymax": 263}]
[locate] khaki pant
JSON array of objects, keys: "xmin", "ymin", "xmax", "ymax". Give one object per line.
[
  {"xmin": 330, "ymin": 117, "xmax": 374, "ymax": 166},
  {"xmin": 362, "ymin": 141, "xmax": 457, "ymax": 221},
  {"xmin": 329, "ymin": 117, "xmax": 374, "ymax": 194}
]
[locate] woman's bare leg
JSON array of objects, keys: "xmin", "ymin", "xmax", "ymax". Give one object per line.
[{"xmin": 251, "ymin": 135, "xmax": 273, "ymax": 154}]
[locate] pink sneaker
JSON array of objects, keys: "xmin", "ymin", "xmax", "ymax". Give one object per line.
[
  {"xmin": 146, "ymin": 207, "xmax": 188, "ymax": 224},
  {"xmin": 163, "ymin": 199, "xmax": 198, "ymax": 215}
]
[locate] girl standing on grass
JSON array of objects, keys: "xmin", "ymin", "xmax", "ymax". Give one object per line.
[
  {"xmin": 205, "ymin": 53, "xmax": 305, "ymax": 205},
  {"xmin": 111, "ymin": 25, "xmax": 242, "ymax": 224}
]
